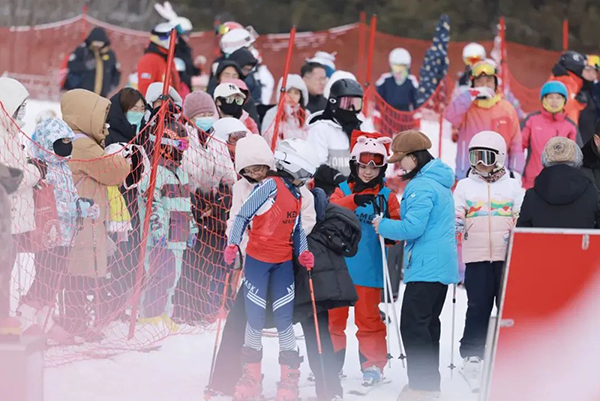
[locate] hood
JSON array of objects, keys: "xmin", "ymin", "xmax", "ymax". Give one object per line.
[
  {"xmin": 0, "ymin": 77, "xmax": 29, "ymax": 118},
  {"xmin": 145, "ymin": 83, "xmax": 183, "ymax": 107},
  {"xmin": 234, "ymin": 134, "xmax": 275, "ymax": 174},
  {"xmin": 417, "ymin": 158, "xmax": 455, "ymax": 188},
  {"xmin": 216, "ymin": 60, "xmax": 244, "ymax": 80},
  {"xmin": 106, "ymin": 90, "xmax": 137, "ymax": 144},
  {"xmin": 227, "ymin": 47, "xmax": 258, "ymax": 69},
  {"xmin": 311, "ymin": 203, "xmax": 361, "ymax": 257},
  {"xmin": 85, "ymin": 27, "xmax": 110, "ymax": 47},
  {"xmin": 533, "ymin": 164, "xmax": 591, "ymax": 205},
  {"xmin": 211, "ymin": 117, "xmax": 251, "ymax": 142},
  {"xmin": 61, "ymin": 89, "xmax": 111, "ymax": 145},
  {"xmin": 31, "ymin": 118, "xmax": 75, "ymax": 164},
  {"xmin": 276, "ymin": 74, "xmax": 309, "ymax": 107},
  {"xmin": 582, "ymin": 137, "xmax": 600, "ymax": 169},
  {"xmin": 0, "ymin": 163, "xmax": 23, "ymax": 196}
]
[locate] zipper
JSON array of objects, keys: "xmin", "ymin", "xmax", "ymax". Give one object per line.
[{"xmin": 487, "ymin": 183, "xmax": 493, "ymax": 261}]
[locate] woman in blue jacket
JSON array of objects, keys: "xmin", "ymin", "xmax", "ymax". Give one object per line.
[{"xmin": 373, "ymin": 130, "xmax": 459, "ymax": 401}]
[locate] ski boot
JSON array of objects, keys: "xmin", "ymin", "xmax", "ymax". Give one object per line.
[
  {"xmin": 275, "ymin": 350, "xmax": 303, "ymax": 401},
  {"xmin": 233, "ymin": 347, "xmax": 263, "ymax": 401},
  {"xmin": 362, "ymin": 366, "xmax": 383, "ymax": 386},
  {"xmin": 460, "ymin": 356, "xmax": 483, "ymax": 392}
]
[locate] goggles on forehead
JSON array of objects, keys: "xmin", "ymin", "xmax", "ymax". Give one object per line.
[
  {"xmin": 356, "ymin": 152, "xmax": 385, "ymax": 168},
  {"xmin": 150, "ymin": 132, "xmax": 189, "ymax": 152},
  {"xmin": 338, "ymin": 96, "xmax": 363, "ymax": 111},
  {"xmin": 471, "ymin": 63, "xmax": 496, "ymax": 79},
  {"xmin": 469, "ymin": 148, "xmax": 498, "ymax": 167},
  {"xmin": 587, "ymin": 54, "xmax": 600, "ymax": 69}
]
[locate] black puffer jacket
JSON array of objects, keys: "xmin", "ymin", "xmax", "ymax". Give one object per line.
[
  {"xmin": 517, "ymin": 164, "xmax": 600, "ymax": 229},
  {"xmin": 293, "ymin": 203, "xmax": 361, "ymax": 323},
  {"xmin": 582, "ymin": 137, "xmax": 600, "ymax": 191}
]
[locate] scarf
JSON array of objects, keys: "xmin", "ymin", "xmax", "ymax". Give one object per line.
[
  {"xmin": 473, "ymin": 166, "xmax": 506, "ymax": 183},
  {"xmin": 93, "ymin": 47, "xmax": 104, "ymax": 95},
  {"xmin": 475, "ymin": 94, "xmax": 502, "ymax": 109}
]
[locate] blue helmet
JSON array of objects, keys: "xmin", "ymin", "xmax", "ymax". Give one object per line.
[{"xmin": 540, "ymin": 81, "xmax": 568, "ymax": 100}]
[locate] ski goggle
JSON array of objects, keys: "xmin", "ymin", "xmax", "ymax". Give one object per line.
[
  {"xmin": 469, "ymin": 149, "xmax": 498, "ymax": 167},
  {"xmin": 150, "ymin": 132, "xmax": 189, "ymax": 152},
  {"xmin": 471, "ymin": 63, "xmax": 496, "ymax": 79},
  {"xmin": 587, "ymin": 54, "xmax": 600, "ymax": 70},
  {"xmin": 338, "ymin": 96, "xmax": 363, "ymax": 112},
  {"xmin": 223, "ymin": 96, "xmax": 245, "ymax": 106},
  {"xmin": 357, "ymin": 152, "xmax": 385, "ymax": 168}
]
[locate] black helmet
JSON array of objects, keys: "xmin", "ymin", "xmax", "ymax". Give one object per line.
[
  {"xmin": 328, "ymin": 78, "xmax": 363, "ymax": 102},
  {"xmin": 559, "ymin": 51, "xmax": 586, "ymax": 77}
]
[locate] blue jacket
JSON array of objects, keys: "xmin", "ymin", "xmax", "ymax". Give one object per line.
[
  {"xmin": 376, "ymin": 74, "xmax": 417, "ymax": 112},
  {"xmin": 377, "ymin": 159, "xmax": 459, "ymax": 285},
  {"xmin": 339, "ymin": 181, "xmax": 391, "ymax": 288}
]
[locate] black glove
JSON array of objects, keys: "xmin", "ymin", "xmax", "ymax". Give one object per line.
[
  {"xmin": 314, "ymin": 165, "xmax": 347, "ymax": 196},
  {"xmin": 575, "ymin": 90, "xmax": 589, "ymax": 105},
  {"xmin": 354, "ymin": 194, "xmax": 375, "ymax": 207}
]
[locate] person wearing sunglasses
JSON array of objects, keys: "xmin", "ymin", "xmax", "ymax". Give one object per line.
[
  {"xmin": 453, "ymin": 131, "xmax": 524, "ymax": 390},
  {"xmin": 445, "ymin": 59, "xmax": 523, "ymax": 180},
  {"xmin": 328, "ymin": 131, "xmax": 400, "ymax": 386},
  {"xmin": 213, "ymin": 82, "xmax": 259, "ymax": 134},
  {"xmin": 372, "ymin": 129, "xmax": 459, "ymax": 401},
  {"xmin": 376, "ymin": 48, "xmax": 418, "ymax": 112}
]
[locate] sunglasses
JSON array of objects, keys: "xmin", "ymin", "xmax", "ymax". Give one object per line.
[
  {"xmin": 223, "ymin": 96, "xmax": 245, "ymax": 106},
  {"xmin": 469, "ymin": 149, "xmax": 497, "ymax": 167},
  {"xmin": 357, "ymin": 152, "xmax": 385, "ymax": 167},
  {"xmin": 339, "ymin": 96, "xmax": 363, "ymax": 112}
]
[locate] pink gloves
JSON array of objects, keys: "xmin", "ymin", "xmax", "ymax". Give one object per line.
[
  {"xmin": 224, "ymin": 244, "xmax": 239, "ymax": 265},
  {"xmin": 299, "ymin": 251, "xmax": 315, "ymax": 270}
]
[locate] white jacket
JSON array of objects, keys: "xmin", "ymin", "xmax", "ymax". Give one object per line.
[
  {"xmin": 454, "ymin": 171, "xmax": 524, "ymax": 263},
  {"xmin": 0, "ymin": 78, "xmax": 40, "ymax": 234},
  {"xmin": 306, "ymin": 112, "xmax": 374, "ymax": 177},
  {"xmin": 181, "ymin": 124, "xmax": 237, "ymax": 194}
]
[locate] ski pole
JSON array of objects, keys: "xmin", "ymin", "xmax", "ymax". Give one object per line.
[
  {"xmin": 380, "ymin": 235, "xmax": 406, "ymax": 367},
  {"xmin": 448, "ymin": 283, "xmax": 457, "ymax": 376},
  {"xmin": 306, "ymin": 264, "xmax": 328, "ymax": 397}
]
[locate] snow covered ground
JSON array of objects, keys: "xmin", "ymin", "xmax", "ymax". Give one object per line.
[{"xmin": 23, "ymin": 99, "xmax": 474, "ymax": 401}]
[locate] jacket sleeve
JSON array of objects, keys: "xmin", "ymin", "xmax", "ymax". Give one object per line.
[
  {"xmin": 261, "ymin": 107, "xmax": 277, "ymax": 147},
  {"xmin": 300, "ymin": 186, "xmax": 317, "ymax": 234},
  {"xmin": 516, "ymin": 190, "xmax": 534, "ymax": 227},
  {"xmin": 110, "ymin": 52, "xmax": 122, "ymax": 93},
  {"xmin": 387, "ymin": 192, "xmax": 401, "ymax": 220},
  {"xmin": 507, "ymin": 108, "xmax": 525, "ymax": 174},
  {"xmin": 229, "ymin": 178, "xmax": 277, "ymax": 246},
  {"xmin": 75, "ymin": 139, "xmax": 131, "ymax": 186},
  {"xmin": 292, "ymin": 213, "xmax": 309, "ymax": 255},
  {"xmin": 329, "ymin": 187, "xmax": 357, "ymax": 211},
  {"xmin": 453, "ymin": 180, "xmax": 467, "ymax": 221},
  {"xmin": 67, "ymin": 46, "xmax": 89, "ymax": 74},
  {"xmin": 244, "ymin": 117, "xmax": 260, "ymax": 135},
  {"xmin": 307, "ymin": 124, "xmax": 330, "ymax": 167},
  {"xmin": 0, "ymin": 137, "xmax": 40, "ymax": 194},
  {"xmin": 137, "ymin": 56, "xmax": 156, "ymax": 99},
  {"xmin": 569, "ymin": 123, "xmax": 583, "ymax": 147},
  {"xmin": 444, "ymin": 90, "xmax": 473, "ymax": 127},
  {"xmin": 377, "ymin": 186, "xmax": 435, "ymax": 241},
  {"xmin": 512, "ymin": 179, "xmax": 525, "ymax": 220},
  {"xmin": 521, "ymin": 117, "xmax": 532, "ymax": 151},
  {"xmin": 226, "ymin": 181, "xmax": 245, "ymax": 240}
]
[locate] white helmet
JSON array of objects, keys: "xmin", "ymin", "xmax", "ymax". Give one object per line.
[
  {"xmin": 462, "ymin": 43, "xmax": 486, "ymax": 64},
  {"xmin": 389, "ymin": 48, "xmax": 411, "ymax": 67},
  {"xmin": 468, "ymin": 130, "xmax": 507, "ymax": 171},
  {"xmin": 220, "ymin": 28, "xmax": 256, "ymax": 55},
  {"xmin": 274, "ymin": 138, "xmax": 318, "ymax": 184}
]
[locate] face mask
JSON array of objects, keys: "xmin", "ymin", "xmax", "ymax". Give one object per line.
[
  {"xmin": 391, "ymin": 64, "xmax": 409, "ymax": 84},
  {"xmin": 195, "ymin": 117, "xmax": 215, "ymax": 132},
  {"xmin": 333, "ymin": 108, "xmax": 360, "ymax": 125},
  {"xmin": 219, "ymin": 102, "xmax": 243, "ymax": 118},
  {"xmin": 53, "ymin": 139, "xmax": 73, "ymax": 158},
  {"xmin": 542, "ymin": 97, "xmax": 566, "ymax": 114},
  {"xmin": 474, "ymin": 94, "xmax": 501, "ymax": 109},
  {"xmin": 126, "ymin": 111, "xmax": 145, "ymax": 126}
]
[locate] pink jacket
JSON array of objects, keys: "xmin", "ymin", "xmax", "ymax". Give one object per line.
[
  {"xmin": 445, "ymin": 91, "xmax": 524, "ymax": 180},
  {"xmin": 521, "ymin": 109, "xmax": 581, "ymax": 189},
  {"xmin": 454, "ymin": 171, "xmax": 524, "ymax": 264}
]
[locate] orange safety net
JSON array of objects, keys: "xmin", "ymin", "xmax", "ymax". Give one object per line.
[
  {"xmin": 2, "ymin": 96, "xmax": 241, "ymax": 366},
  {"xmin": 0, "ymin": 15, "xmax": 560, "ymax": 115}
]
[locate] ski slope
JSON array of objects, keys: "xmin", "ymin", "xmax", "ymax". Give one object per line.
[{"xmin": 24, "ymin": 99, "xmax": 476, "ymax": 400}]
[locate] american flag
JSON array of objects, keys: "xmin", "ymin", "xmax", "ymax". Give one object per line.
[{"xmin": 416, "ymin": 14, "xmax": 450, "ymax": 108}]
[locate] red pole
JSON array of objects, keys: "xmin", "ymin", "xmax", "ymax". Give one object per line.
[
  {"xmin": 499, "ymin": 17, "xmax": 507, "ymax": 95},
  {"xmin": 562, "ymin": 19, "xmax": 569, "ymax": 51},
  {"xmin": 357, "ymin": 12, "xmax": 367, "ymax": 83},
  {"xmin": 128, "ymin": 29, "xmax": 178, "ymax": 339},
  {"xmin": 365, "ymin": 15, "xmax": 377, "ymax": 88},
  {"xmin": 270, "ymin": 26, "xmax": 297, "ymax": 152}
]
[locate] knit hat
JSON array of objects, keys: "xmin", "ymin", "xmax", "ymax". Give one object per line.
[
  {"xmin": 542, "ymin": 137, "xmax": 583, "ymax": 168},
  {"xmin": 183, "ymin": 90, "xmax": 218, "ymax": 119},
  {"xmin": 388, "ymin": 129, "xmax": 432, "ymax": 163}
]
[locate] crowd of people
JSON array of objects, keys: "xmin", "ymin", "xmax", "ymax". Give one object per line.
[{"xmin": 1, "ymin": 8, "xmax": 600, "ymax": 401}]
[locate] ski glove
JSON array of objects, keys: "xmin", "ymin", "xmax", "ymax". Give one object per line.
[
  {"xmin": 298, "ymin": 250, "xmax": 315, "ymax": 270},
  {"xmin": 224, "ymin": 244, "xmax": 239, "ymax": 265},
  {"xmin": 469, "ymin": 87, "xmax": 496, "ymax": 101},
  {"xmin": 354, "ymin": 194, "xmax": 375, "ymax": 207}
]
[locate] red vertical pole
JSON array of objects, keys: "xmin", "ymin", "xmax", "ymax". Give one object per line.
[
  {"xmin": 365, "ymin": 15, "xmax": 377, "ymax": 88},
  {"xmin": 562, "ymin": 19, "xmax": 569, "ymax": 51},
  {"xmin": 357, "ymin": 12, "xmax": 367, "ymax": 83},
  {"xmin": 270, "ymin": 27, "xmax": 297, "ymax": 152},
  {"xmin": 499, "ymin": 17, "xmax": 507, "ymax": 95},
  {"xmin": 128, "ymin": 30, "xmax": 178, "ymax": 339}
]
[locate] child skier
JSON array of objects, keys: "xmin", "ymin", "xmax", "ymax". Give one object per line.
[
  {"xmin": 328, "ymin": 131, "xmax": 400, "ymax": 385},
  {"xmin": 521, "ymin": 81, "xmax": 581, "ymax": 189},
  {"xmin": 224, "ymin": 138, "xmax": 317, "ymax": 401},
  {"xmin": 454, "ymin": 130, "xmax": 524, "ymax": 389},
  {"xmin": 138, "ymin": 120, "xmax": 197, "ymax": 328}
]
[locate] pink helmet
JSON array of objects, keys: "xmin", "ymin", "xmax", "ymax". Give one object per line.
[{"xmin": 351, "ymin": 135, "xmax": 392, "ymax": 167}]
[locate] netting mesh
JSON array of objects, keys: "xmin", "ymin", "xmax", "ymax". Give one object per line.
[{"xmin": 4, "ymin": 98, "xmax": 241, "ymax": 366}]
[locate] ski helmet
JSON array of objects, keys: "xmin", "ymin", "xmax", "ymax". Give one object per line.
[
  {"xmin": 328, "ymin": 78, "xmax": 363, "ymax": 104},
  {"xmin": 540, "ymin": 81, "xmax": 568, "ymax": 100},
  {"xmin": 462, "ymin": 43, "xmax": 486, "ymax": 65},
  {"xmin": 220, "ymin": 28, "xmax": 255, "ymax": 55},
  {"xmin": 558, "ymin": 51, "xmax": 586, "ymax": 77},
  {"xmin": 217, "ymin": 21, "xmax": 244, "ymax": 36},
  {"xmin": 350, "ymin": 134, "xmax": 392, "ymax": 167},
  {"xmin": 150, "ymin": 22, "xmax": 175, "ymax": 49},
  {"xmin": 274, "ymin": 138, "xmax": 318, "ymax": 184},
  {"xmin": 468, "ymin": 131, "xmax": 506, "ymax": 174},
  {"xmin": 470, "ymin": 60, "xmax": 498, "ymax": 88},
  {"xmin": 389, "ymin": 48, "xmax": 411, "ymax": 67}
]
